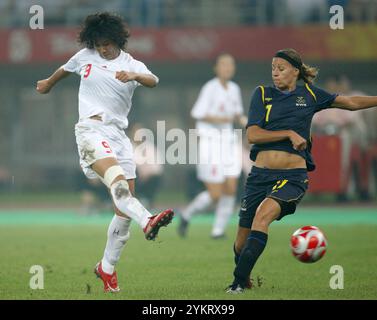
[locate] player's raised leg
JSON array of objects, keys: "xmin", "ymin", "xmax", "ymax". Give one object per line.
[
  {"xmin": 92, "ymin": 157, "xmax": 174, "ymax": 241},
  {"xmin": 92, "ymin": 157, "xmax": 174, "ymax": 292}
]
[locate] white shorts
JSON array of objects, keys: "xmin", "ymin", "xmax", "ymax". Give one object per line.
[
  {"xmin": 75, "ymin": 119, "xmax": 136, "ymax": 180},
  {"xmin": 197, "ymin": 134, "xmax": 242, "ymax": 184}
]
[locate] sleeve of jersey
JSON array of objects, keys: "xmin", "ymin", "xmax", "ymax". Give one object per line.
[
  {"xmin": 191, "ymin": 84, "xmax": 210, "ymax": 120},
  {"xmin": 61, "ymin": 50, "xmax": 83, "ymax": 74},
  {"xmin": 133, "ymin": 61, "xmax": 159, "ymax": 87},
  {"xmin": 246, "ymin": 87, "xmax": 266, "ymax": 129},
  {"xmin": 311, "ymin": 85, "xmax": 339, "ymax": 112}
]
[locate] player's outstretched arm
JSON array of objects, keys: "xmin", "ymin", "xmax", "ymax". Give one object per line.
[
  {"xmin": 36, "ymin": 67, "xmax": 72, "ymax": 94},
  {"xmin": 332, "ymin": 95, "xmax": 377, "ymax": 111},
  {"xmin": 115, "ymin": 71, "xmax": 158, "ymax": 88}
]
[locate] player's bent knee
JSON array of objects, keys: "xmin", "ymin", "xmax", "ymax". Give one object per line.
[
  {"xmin": 103, "ymin": 165, "xmax": 125, "ymax": 188},
  {"xmin": 253, "ymin": 210, "xmax": 274, "ymax": 228},
  {"xmin": 110, "ymin": 180, "xmax": 131, "ymax": 201},
  {"xmin": 110, "ymin": 180, "xmax": 138, "ymax": 216}
]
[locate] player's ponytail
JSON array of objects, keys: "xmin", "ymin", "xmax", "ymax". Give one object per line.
[
  {"xmin": 300, "ymin": 63, "xmax": 318, "ymax": 85},
  {"xmin": 275, "ymin": 48, "xmax": 319, "ymax": 84}
]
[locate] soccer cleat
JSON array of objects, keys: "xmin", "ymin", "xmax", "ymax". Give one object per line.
[
  {"xmin": 143, "ymin": 209, "xmax": 174, "ymax": 240},
  {"xmin": 177, "ymin": 215, "xmax": 189, "ymax": 238},
  {"xmin": 211, "ymin": 233, "xmax": 227, "ymax": 240},
  {"xmin": 225, "ymin": 283, "xmax": 245, "ymax": 294},
  {"xmin": 94, "ymin": 262, "xmax": 120, "ymax": 293}
]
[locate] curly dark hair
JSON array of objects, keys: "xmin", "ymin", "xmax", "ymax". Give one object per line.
[{"xmin": 78, "ymin": 12, "xmax": 130, "ymax": 50}]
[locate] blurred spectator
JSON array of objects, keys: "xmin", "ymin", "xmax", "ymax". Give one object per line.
[
  {"xmin": 347, "ymin": 0, "xmax": 377, "ymax": 23},
  {"xmin": 312, "ymin": 75, "xmax": 369, "ymax": 201},
  {"xmin": 328, "ymin": 0, "xmax": 349, "ymax": 5},
  {"xmin": 285, "ymin": 0, "xmax": 327, "ymax": 24},
  {"xmin": 0, "ymin": 0, "xmax": 12, "ymax": 27},
  {"xmin": 0, "ymin": 166, "xmax": 11, "ymax": 192},
  {"xmin": 162, "ymin": 0, "xmax": 185, "ymax": 26},
  {"xmin": 240, "ymin": 0, "xmax": 278, "ymax": 25},
  {"xmin": 137, "ymin": 0, "xmax": 163, "ymax": 27}
]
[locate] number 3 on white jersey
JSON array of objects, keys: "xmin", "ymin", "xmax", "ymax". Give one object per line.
[{"xmin": 84, "ymin": 64, "xmax": 92, "ymax": 79}]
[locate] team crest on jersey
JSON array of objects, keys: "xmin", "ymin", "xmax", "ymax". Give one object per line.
[{"xmin": 296, "ymin": 96, "xmax": 307, "ymax": 107}]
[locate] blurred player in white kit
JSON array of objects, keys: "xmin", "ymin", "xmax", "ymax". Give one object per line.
[
  {"xmin": 36, "ymin": 12, "xmax": 174, "ymax": 293},
  {"xmin": 178, "ymin": 53, "xmax": 247, "ymax": 239}
]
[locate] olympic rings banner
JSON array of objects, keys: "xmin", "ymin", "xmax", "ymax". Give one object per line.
[{"xmin": 1, "ymin": 25, "xmax": 377, "ymax": 63}]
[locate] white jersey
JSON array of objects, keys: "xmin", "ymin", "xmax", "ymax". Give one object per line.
[
  {"xmin": 63, "ymin": 48, "xmax": 158, "ymax": 129},
  {"xmin": 191, "ymin": 78, "xmax": 244, "ymax": 136}
]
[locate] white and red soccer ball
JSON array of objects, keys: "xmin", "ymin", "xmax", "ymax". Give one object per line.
[{"xmin": 290, "ymin": 226, "xmax": 328, "ymax": 263}]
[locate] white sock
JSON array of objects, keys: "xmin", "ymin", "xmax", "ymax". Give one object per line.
[
  {"xmin": 212, "ymin": 195, "xmax": 236, "ymax": 237},
  {"xmin": 102, "ymin": 214, "xmax": 131, "ymax": 274},
  {"xmin": 110, "ymin": 180, "xmax": 151, "ymax": 229},
  {"xmin": 182, "ymin": 191, "xmax": 213, "ymax": 220}
]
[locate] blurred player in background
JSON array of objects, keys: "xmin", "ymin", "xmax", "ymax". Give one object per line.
[
  {"xmin": 76, "ymin": 174, "xmax": 112, "ymax": 215},
  {"xmin": 227, "ymin": 48, "xmax": 377, "ymax": 293},
  {"xmin": 130, "ymin": 123, "xmax": 164, "ymax": 209},
  {"xmin": 178, "ymin": 53, "xmax": 247, "ymax": 239},
  {"xmin": 36, "ymin": 12, "xmax": 174, "ymax": 293}
]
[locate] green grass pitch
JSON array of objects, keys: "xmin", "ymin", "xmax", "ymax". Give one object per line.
[{"xmin": 0, "ymin": 208, "xmax": 376, "ymax": 300}]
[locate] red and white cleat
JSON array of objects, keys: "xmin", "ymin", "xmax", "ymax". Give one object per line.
[
  {"xmin": 94, "ymin": 262, "xmax": 120, "ymax": 293},
  {"xmin": 143, "ymin": 209, "xmax": 174, "ymax": 240}
]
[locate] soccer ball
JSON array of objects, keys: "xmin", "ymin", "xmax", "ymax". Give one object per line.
[{"xmin": 290, "ymin": 226, "xmax": 328, "ymax": 263}]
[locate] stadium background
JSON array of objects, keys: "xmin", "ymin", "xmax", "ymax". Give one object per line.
[{"xmin": 0, "ymin": 0, "xmax": 376, "ymax": 300}]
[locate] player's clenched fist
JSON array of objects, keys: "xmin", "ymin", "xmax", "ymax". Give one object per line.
[
  {"xmin": 36, "ymin": 79, "xmax": 52, "ymax": 94},
  {"xmin": 115, "ymin": 71, "xmax": 137, "ymax": 83}
]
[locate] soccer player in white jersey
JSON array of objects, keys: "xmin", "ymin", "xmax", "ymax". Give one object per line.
[
  {"xmin": 36, "ymin": 12, "xmax": 174, "ymax": 293},
  {"xmin": 178, "ymin": 54, "xmax": 247, "ymax": 239}
]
